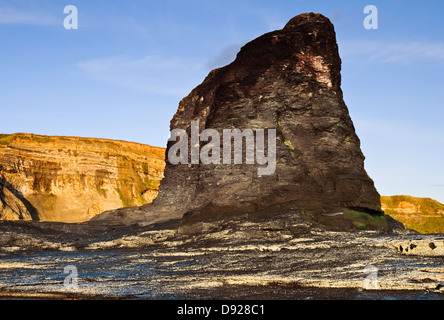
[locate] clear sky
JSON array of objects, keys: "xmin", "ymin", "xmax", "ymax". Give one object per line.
[{"xmin": 1, "ymin": 0, "xmax": 443, "ymax": 203}]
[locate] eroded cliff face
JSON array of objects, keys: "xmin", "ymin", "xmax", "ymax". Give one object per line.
[
  {"xmin": 0, "ymin": 182, "xmax": 34, "ymax": 220},
  {"xmin": 95, "ymin": 13, "xmax": 382, "ymax": 226},
  {"xmin": 0, "ymin": 133, "xmax": 165, "ymax": 222},
  {"xmin": 382, "ymin": 196, "xmax": 444, "ymax": 234}
]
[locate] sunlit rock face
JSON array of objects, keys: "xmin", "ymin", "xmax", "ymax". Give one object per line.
[
  {"xmin": 95, "ymin": 13, "xmax": 382, "ymax": 226},
  {"xmin": 0, "ymin": 133, "xmax": 164, "ymax": 222}
]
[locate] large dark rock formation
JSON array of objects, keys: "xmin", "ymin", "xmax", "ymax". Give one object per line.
[{"xmin": 95, "ymin": 13, "xmax": 382, "ymax": 225}]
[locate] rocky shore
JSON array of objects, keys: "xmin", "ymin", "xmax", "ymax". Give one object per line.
[
  {"xmin": 0, "ymin": 210, "xmax": 442, "ymax": 300},
  {"xmin": 0, "ymin": 13, "xmax": 442, "ymax": 301}
]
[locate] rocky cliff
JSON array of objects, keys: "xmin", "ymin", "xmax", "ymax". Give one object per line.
[
  {"xmin": 95, "ymin": 13, "xmax": 382, "ymax": 226},
  {"xmin": 382, "ymin": 195, "xmax": 444, "ymax": 234},
  {"xmin": 0, "ymin": 181, "xmax": 34, "ymax": 220},
  {"xmin": 0, "ymin": 133, "xmax": 164, "ymax": 222}
]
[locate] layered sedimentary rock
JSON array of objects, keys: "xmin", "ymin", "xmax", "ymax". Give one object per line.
[
  {"xmin": 0, "ymin": 181, "xmax": 34, "ymax": 220},
  {"xmin": 0, "ymin": 133, "xmax": 164, "ymax": 222},
  {"xmin": 382, "ymin": 195, "xmax": 444, "ymax": 234},
  {"xmin": 95, "ymin": 13, "xmax": 382, "ymax": 225}
]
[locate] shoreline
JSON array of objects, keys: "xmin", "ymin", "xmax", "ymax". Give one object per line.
[{"xmin": 0, "ymin": 286, "xmax": 442, "ymax": 300}]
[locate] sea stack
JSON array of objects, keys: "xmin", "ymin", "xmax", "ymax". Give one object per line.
[{"xmin": 95, "ymin": 13, "xmax": 382, "ymax": 225}]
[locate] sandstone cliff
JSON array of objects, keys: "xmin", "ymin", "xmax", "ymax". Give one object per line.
[
  {"xmin": 382, "ymin": 195, "xmax": 444, "ymax": 234},
  {"xmin": 0, "ymin": 181, "xmax": 34, "ymax": 220},
  {"xmin": 95, "ymin": 13, "xmax": 382, "ymax": 226},
  {"xmin": 0, "ymin": 133, "xmax": 164, "ymax": 222}
]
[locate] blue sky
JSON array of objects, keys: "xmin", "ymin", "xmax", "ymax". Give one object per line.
[{"xmin": 1, "ymin": 0, "xmax": 443, "ymax": 202}]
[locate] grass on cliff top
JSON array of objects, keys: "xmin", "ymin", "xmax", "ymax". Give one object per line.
[
  {"xmin": 381, "ymin": 195, "xmax": 444, "ymax": 214},
  {"xmin": 384, "ymin": 209, "xmax": 444, "ymax": 234},
  {"xmin": 381, "ymin": 195, "xmax": 444, "ymax": 234},
  {"xmin": 0, "ymin": 133, "xmax": 164, "ymax": 155},
  {"xmin": 0, "ymin": 133, "xmax": 20, "ymax": 145},
  {"xmin": 0, "ymin": 133, "xmax": 55, "ymax": 145}
]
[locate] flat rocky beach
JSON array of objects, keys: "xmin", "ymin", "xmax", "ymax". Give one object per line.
[{"xmin": 0, "ymin": 211, "xmax": 443, "ymax": 300}]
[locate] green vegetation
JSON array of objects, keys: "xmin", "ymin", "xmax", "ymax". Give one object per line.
[
  {"xmin": 116, "ymin": 187, "xmax": 131, "ymax": 207},
  {"xmin": 381, "ymin": 195, "xmax": 444, "ymax": 214},
  {"xmin": 343, "ymin": 135, "xmax": 353, "ymax": 145},
  {"xmin": 283, "ymin": 140, "xmax": 299, "ymax": 160},
  {"xmin": 115, "ymin": 175, "xmax": 156, "ymax": 207},
  {"xmin": 0, "ymin": 133, "xmax": 19, "ymax": 145},
  {"xmin": 33, "ymin": 136, "xmax": 53, "ymax": 144},
  {"xmin": 283, "ymin": 140, "xmax": 295, "ymax": 151},
  {"xmin": 381, "ymin": 195, "xmax": 444, "ymax": 234},
  {"xmin": 353, "ymin": 221, "xmax": 367, "ymax": 230},
  {"xmin": 0, "ymin": 133, "xmax": 57, "ymax": 145},
  {"xmin": 137, "ymin": 194, "xmax": 148, "ymax": 205},
  {"xmin": 144, "ymin": 179, "xmax": 161, "ymax": 190},
  {"xmin": 316, "ymin": 208, "xmax": 389, "ymax": 232},
  {"xmin": 343, "ymin": 209, "xmax": 387, "ymax": 231},
  {"xmin": 413, "ymin": 217, "xmax": 444, "ymax": 234},
  {"xmin": 80, "ymin": 138, "xmax": 94, "ymax": 144},
  {"xmin": 95, "ymin": 184, "xmax": 107, "ymax": 198},
  {"xmin": 344, "ymin": 209, "xmax": 385, "ymax": 221}
]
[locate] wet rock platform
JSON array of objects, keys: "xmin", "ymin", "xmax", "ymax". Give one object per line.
[{"xmin": 0, "ymin": 212, "xmax": 443, "ymax": 300}]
